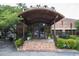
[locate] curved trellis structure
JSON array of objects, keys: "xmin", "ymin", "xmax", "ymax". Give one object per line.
[{"xmin": 17, "ymin": 7, "xmax": 64, "ymax": 40}]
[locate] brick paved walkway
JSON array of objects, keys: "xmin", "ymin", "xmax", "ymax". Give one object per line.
[
  {"xmin": 0, "ymin": 40, "xmax": 79, "ymax": 56},
  {"xmin": 18, "ymin": 39, "xmax": 57, "ymax": 51}
]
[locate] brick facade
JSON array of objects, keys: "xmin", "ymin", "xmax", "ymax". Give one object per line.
[
  {"xmin": 52, "ymin": 18, "xmax": 76, "ymax": 30},
  {"xmin": 51, "ymin": 18, "xmax": 77, "ymax": 35}
]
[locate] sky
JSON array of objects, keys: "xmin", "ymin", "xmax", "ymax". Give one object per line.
[{"xmin": 0, "ymin": 0, "xmax": 79, "ymax": 19}]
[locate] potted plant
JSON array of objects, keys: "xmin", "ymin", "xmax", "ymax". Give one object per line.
[
  {"xmin": 48, "ymin": 34, "xmax": 52, "ymax": 39},
  {"xmin": 27, "ymin": 32, "xmax": 32, "ymax": 40}
]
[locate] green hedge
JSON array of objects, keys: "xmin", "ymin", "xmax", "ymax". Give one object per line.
[
  {"xmin": 70, "ymin": 35, "xmax": 77, "ymax": 39},
  {"xmin": 15, "ymin": 38, "xmax": 24, "ymax": 47},
  {"xmin": 75, "ymin": 40, "xmax": 79, "ymax": 50},
  {"xmin": 56, "ymin": 38, "xmax": 78, "ymax": 49},
  {"xmin": 56, "ymin": 39, "xmax": 66, "ymax": 48},
  {"xmin": 76, "ymin": 37, "xmax": 79, "ymax": 40},
  {"xmin": 65, "ymin": 39, "xmax": 77, "ymax": 49},
  {"xmin": 59, "ymin": 35, "xmax": 79, "ymax": 40}
]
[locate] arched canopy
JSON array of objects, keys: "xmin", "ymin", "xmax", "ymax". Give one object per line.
[{"xmin": 19, "ymin": 8, "xmax": 64, "ymax": 25}]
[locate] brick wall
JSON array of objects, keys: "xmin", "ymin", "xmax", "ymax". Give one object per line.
[{"xmin": 52, "ymin": 18, "xmax": 76, "ymax": 30}]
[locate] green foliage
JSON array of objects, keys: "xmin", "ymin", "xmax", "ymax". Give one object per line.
[
  {"xmin": 48, "ymin": 34, "xmax": 52, "ymax": 39},
  {"xmin": 75, "ymin": 40, "xmax": 79, "ymax": 50},
  {"xmin": 70, "ymin": 35, "xmax": 77, "ymax": 39},
  {"xmin": 65, "ymin": 39, "xmax": 77, "ymax": 49},
  {"xmin": 17, "ymin": 3, "xmax": 27, "ymax": 9},
  {"xmin": 57, "ymin": 37, "xmax": 79, "ymax": 50},
  {"xmin": 75, "ymin": 20, "xmax": 79, "ymax": 30},
  {"xmin": 27, "ymin": 32, "xmax": 32, "ymax": 40},
  {"xmin": 0, "ymin": 4, "xmax": 27, "ymax": 40},
  {"xmin": 0, "ymin": 5, "xmax": 22, "ymax": 30},
  {"xmin": 57, "ymin": 39, "xmax": 66, "ymax": 48},
  {"xmin": 59, "ymin": 33, "xmax": 70, "ymax": 39},
  {"xmin": 76, "ymin": 37, "xmax": 79, "ymax": 40},
  {"xmin": 15, "ymin": 38, "xmax": 24, "ymax": 47}
]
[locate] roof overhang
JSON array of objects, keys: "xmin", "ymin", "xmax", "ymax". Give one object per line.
[{"xmin": 19, "ymin": 8, "xmax": 64, "ymax": 25}]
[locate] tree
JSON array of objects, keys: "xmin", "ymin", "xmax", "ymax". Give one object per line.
[
  {"xmin": 0, "ymin": 3, "xmax": 28, "ymax": 40},
  {"xmin": 17, "ymin": 3, "xmax": 27, "ymax": 11},
  {"xmin": 0, "ymin": 5, "xmax": 22, "ymax": 30},
  {"xmin": 0, "ymin": 5, "xmax": 23, "ymax": 40}
]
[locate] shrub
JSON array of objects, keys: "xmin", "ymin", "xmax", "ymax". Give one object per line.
[
  {"xmin": 75, "ymin": 40, "xmax": 79, "ymax": 50},
  {"xmin": 48, "ymin": 34, "xmax": 52, "ymax": 39},
  {"xmin": 70, "ymin": 35, "xmax": 77, "ymax": 39},
  {"xmin": 57, "ymin": 38, "xmax": 77, "ymax": 49},
  {"xmin": 65, "ymin": 39, "xmax": 77, "ymax": 49},
  {"xmin": 59, "ymin": 32, "xmax": 70, "ymax": 39},
  {"xmin": 15, "ymin": 38, "xmax": 24, "ymax": 47},
  {"xmin": 56, "ymin": 37, "xmax": 79, "ymax": 51},
  {"xmin": 76, "ymin": 36, "xmax": 79, "ymax": 40},
  {"xmin": 57, "ymin": 39, "xmax": 66, "ymax": 48},
  {"xmin": 27, "ymin": 32, "xmax": 32, "ymax": 40}
]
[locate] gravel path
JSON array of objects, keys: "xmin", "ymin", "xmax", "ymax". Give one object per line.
[{"xmin": 0, "ymin": 41, "xmax": 79, "ymax": 56}]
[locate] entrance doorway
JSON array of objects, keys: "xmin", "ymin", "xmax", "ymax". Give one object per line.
[{"xmin": 32, "ymin": 23, "xmax": 47, "ymax": 39}]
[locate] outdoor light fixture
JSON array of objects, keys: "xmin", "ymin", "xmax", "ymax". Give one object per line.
[{"xmin": 43, "ymin": 23, "xmax": 45, "ymax": 26}]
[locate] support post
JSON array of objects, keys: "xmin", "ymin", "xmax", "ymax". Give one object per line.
[
  {"xmin": 53, "ymin": 15, "xmax": 58, "ymax": 46},
  {"xmin": 47, "ymin": 24, "xmax": 51, "ymax": 39},
  {"xmin": 53, "ymin": 20, "xmax": 57, "ymax": 42},
  {"xmin": 23, "ymin": 22, "xmax": 25, "ymax": 39}
]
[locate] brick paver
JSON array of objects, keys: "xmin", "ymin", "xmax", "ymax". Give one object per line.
[
  {"xmin": 18, "ymin": 39, "xmax": 57, "ymax": 51},
  {"xmin": 0, "ymin": 40, "xmax": 79, "ymax": 56}
]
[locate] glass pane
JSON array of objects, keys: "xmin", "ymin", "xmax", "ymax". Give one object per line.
[{"xmin": 33, "ymin": 23, "xmax": 46, "ymax": 39}]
